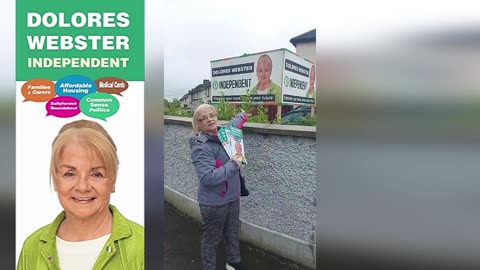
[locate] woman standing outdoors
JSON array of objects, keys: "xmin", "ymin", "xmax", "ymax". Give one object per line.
[{"xmin": 190, "ymin": 104, "xmax": 248, "ymax": 270}]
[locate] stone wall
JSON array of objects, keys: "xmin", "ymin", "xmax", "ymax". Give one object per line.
[{"xmin": 164, "ymin": 116, "xmax": 316, "ymax": 243}]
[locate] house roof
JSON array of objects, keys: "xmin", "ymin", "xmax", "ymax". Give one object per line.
[
  {"xmin": 180, "ymin": 93, "xmax": 189, "ymax": 100},
  {"xmin": 191, "ymin": 84, "xmax": 205, "ymax": 94},
  {"xmin": 190, "ymin": 80, "xmax": 211, "ymax": 94},
  {"xmin": 290, "ymin": 29, "xmax": 316, "ymax": 47}
]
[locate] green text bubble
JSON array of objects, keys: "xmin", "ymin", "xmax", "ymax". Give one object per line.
[{"xmin": 80, "ymin": 92, "xmax": 120, "ymax": 121}]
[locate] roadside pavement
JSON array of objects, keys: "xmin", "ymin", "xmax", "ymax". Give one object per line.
[{"xmin": 164, "ymin": 202, "xmax": 311, "ymax": 270}]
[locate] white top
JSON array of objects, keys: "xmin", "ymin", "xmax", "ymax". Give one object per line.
[
  {"xmin": 56, "ymin": 234, "xmax": 111, "ymax": 270},
  {"xmin": 256, "ymin": 88, "xmax": 269, "ymax": 95}
]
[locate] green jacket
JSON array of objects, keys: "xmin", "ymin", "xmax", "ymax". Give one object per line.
[
  {"xmin": 305, "ymin": 89, "xmax": 316, "ymax": 103},
  {"xmin": 250, "ymin": 80, "xmax": 282, "ymax": 104},
  {"xmin": 17, "ymin": 205, "xmax": 144, "ymax": 270}
]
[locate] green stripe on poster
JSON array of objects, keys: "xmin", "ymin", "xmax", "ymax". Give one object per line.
[{"xmin": 16, "ymin": 0, "xmax": 144, "ymax": 81}]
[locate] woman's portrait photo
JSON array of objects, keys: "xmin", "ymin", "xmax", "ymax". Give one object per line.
[{"xmin": 17, "ymin": 119, "xmax": 144, "ymax": 270}]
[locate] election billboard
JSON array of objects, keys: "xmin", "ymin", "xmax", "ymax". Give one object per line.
[{"xmin": 211, "ymin": 48, "xmax": 315, "ymax": 105}]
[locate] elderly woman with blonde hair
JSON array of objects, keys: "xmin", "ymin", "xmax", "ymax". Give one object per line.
[
  {"xmin": 17, "ymin": 119, "xmax": 144, "ymax": 270},
  {"xmin": 190, "ymin": 104, "xmax": 248, "ymax": 270},
  {"xmin": 250, "ymin": 54, "xmax": 281, "ymax": 104}
]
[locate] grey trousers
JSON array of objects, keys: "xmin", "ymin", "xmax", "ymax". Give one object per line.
[{"xmin": 199, "ymin": 200, "xmax": 241, "ymax": 270}]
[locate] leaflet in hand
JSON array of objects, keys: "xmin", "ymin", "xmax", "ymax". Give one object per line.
[{"xmin": 217, "ymin": 126, "xmax": 247, "ymax": 165}]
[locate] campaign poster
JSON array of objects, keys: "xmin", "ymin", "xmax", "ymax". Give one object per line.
[
  {"xmin": 211, "ymin": 48, "xmax": 315, "ymax": 105},
  {"xmin": 16, "ymin": 0, "xmax": 144, "ymax": 261},
  {"xmin": 211, "ymin": 49, "xmax": 284, "ymax": 105},
  {"xmin": 282, "ymin": 50, "xmax": 316, "ymax": 104}
]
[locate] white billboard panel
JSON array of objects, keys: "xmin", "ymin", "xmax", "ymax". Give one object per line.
[
  {"xmin": 282, "ymin": 50, "xmax": 315, "ymax": 104},
  {"xmin": 211, "ymin": 48, "xmax": 315, "ymax": 105}
]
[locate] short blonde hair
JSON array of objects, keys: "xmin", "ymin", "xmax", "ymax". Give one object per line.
[
  {"xmin": 257, "ymin": 54, "xmax": 272, "ymax": 69},
  {"xmin": 192, "ymin": 104, "xmax": 218, "ymax": 135},
  {"xmin": 50, "ymin": 120, "xmax": 119, "ymax": 184}
]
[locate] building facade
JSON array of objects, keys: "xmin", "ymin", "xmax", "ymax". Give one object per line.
[
  {"xmin": 179, "ymin": 79, "xmax": 211, "ymax": 110},
  {"xmin": 290, "ymin": 29, "xmax": 316, "ymax": 64}
]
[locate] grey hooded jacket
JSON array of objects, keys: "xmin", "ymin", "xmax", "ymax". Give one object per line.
[{"xmin": 190, "ymin": 112, "xmax": 247, "ymax": 206}]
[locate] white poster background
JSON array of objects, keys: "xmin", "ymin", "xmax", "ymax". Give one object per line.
[
  {"xmin": 210, "ymin": 49, "xmax": 284, "ymax": 98},
  {"xmin": 15, "ymin": 81, "xmax": 144, "ymax": 260},
  {"xmin": 282, "ymin": 50, "xmax": 315, "ymax": 101}
]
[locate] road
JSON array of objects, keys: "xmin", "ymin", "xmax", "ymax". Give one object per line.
[{"xmin": 164, "ymin": 202, "xmax": 311, "ymax": 270}]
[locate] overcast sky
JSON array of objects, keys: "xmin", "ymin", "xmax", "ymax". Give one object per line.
[
  {"xmin": 163, "ymin": 0, "xmax": 480, "ymax": 100},
  {"xmin": 2, "ymin": 0, "xmax": 480, "ymax": 99},
  {"xmin": 163, "ymin": 0, "xmax": 317, "ymax": 100}
]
